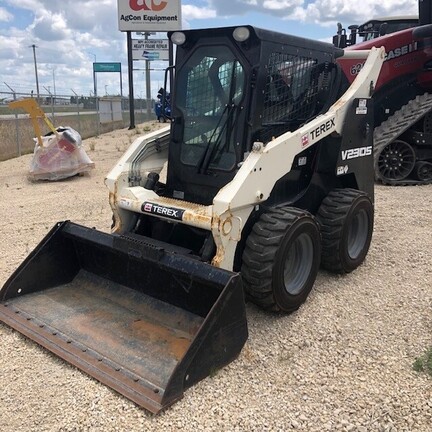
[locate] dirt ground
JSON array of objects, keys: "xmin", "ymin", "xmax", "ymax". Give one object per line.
[{"xmin": 0, "ymin": 122, "xmax": 431, "ymax": 431}]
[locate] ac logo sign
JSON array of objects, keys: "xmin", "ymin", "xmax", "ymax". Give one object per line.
[
  {"xmin": 118, "ymin": 0, "xmax": 181, "ymax": 32},
  {"xmin": 129, "ymin": 0, "xmax": 167, "ymax": 11}
]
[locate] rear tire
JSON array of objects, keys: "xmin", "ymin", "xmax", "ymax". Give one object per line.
[
  {"xmin": 317, "ymin": 189, "xmax": 373, "ymax": 273},
  {"xmin": 374, "ymin": 139, "xmax": 415, "ymax": 183},
  {"xmin": 241, "ymin": 207, "xmax": 321, "ymax": 313},
  {"xmin": 413, "ymin": 161, "xmax": 432, "ymax": 182}
]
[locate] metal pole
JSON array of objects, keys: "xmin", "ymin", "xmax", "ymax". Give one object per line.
[
  {"xmin": 91, "ymin": 54, "xmax": 98, "ymax": 132},
  {"xmin": 52, "ymin": 67, "xmax": 56, "ymax": 104},
  {"xmin": 30, "ymin": 44, "xmax": 40, "ymax": 101},
  {"xmin": 71, "ymin": 89, "xmax": 81, "ymax": 132},
  {"xmin": 169, "ymin": 40, "xmax": 174, "ymax": 97},
  {"xmin": 43, "ymin": 86, "xmax": 55, "ymax": 122},
  {"xmin": 4, "ymin": 82, "xmax": 20, "ymax": 156},
  {"xmin": 145, "ymin": 32, "xmax": 152, "ymax": 118},
  {"xmin": 92, "ymin": 64, "xmax": 100, "ymax": 136},
  {"xmin": 127, "ymin": 31, "xmax": 135, "ymax": 129},
  {"xmin": 120, "ymin": 64, "xmax": 124, "ymax": 126},
  {"xmin": 120, "ymin": 64, "xmax": 123, "ymax": 98},
  {"xmin": 93, "ymin": 67, "xmax": 97, "ymax": 97}
]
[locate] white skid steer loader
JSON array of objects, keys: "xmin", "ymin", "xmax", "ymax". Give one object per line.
[{"xmin": 0, "ymin": 26, "xmax": 384, "ymax": 413}]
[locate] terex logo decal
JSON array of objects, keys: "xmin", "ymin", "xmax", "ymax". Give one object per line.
[
  {"xmin": 310, "ymin": 118, "xmax": 335, "ymax": 140},
  {"xmin": 141, "ymin": 202, "xmax": 185, "ymax": 220},
  {"xmin": 130, "ymin": 0, "xmax": 167, "ymax": 11}
]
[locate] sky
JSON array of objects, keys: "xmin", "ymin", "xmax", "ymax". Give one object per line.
[{"xmin": 0, "ymin": 0, "xmax": 419, "ymax": 100}]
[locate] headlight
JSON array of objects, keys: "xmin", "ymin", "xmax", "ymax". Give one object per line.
[
  {"xmin": 171, "ymin": 32, "xmax": 186, "ymax": 45},
  {"xmin": 233, "ymin": 27, "xmax": 250, "ymax": 42}
]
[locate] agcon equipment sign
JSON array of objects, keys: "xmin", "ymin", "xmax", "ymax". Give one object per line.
[{"xmin": 117, "ymin": 0, "xmax": 182, "ymax": 31}]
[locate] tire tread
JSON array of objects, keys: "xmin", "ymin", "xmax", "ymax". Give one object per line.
[{"xmin": 242, "ymin": 207, "xmax": 315, "ymax": 312}]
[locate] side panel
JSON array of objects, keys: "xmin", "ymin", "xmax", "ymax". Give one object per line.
[
  {"xmin": 335, "ymin": 97, "xmax": 375, "ymax": 201},
  {"xmin": 269, "ymin": 97, "xmax": 375, "ymax": 213}
]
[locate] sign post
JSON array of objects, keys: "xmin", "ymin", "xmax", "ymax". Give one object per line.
[
  {"xmin": 126, "ymin": 32, "xmax": 135, "ymax": 129},
  {"xmin": 92, "ymin": 62, "xmax": 123, "ymax": 134},
  {"xmin": 117, "ymin": 0, "xmax": 182, "ymax": 128},
  {"xmin": 92, "ymin": 62, "xmax": 123, "ymax": 97}
]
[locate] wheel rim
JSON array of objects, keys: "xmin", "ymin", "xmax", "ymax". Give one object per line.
[
  {"xmin": 377, "ymin": 140, "xmax": 415, "ymax": 181},
  {"xmin": 283, "ymin": 233, "xmax": 314, "ymax": 295},
  {"xmin": 415, "ymin": 162, "xmax": 432, "ymax": 182},
  {"xmin": 347, "ymin": 209, "xmax": 368, "ymax": 260}
]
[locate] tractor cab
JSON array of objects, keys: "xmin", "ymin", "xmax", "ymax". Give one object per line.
[
  {"xmin": 164, "ymin": 26, "xmax": 343, "ymax": 205},
  {"xmin": 333, "ymin": 16, "xmax": 418, "ymax": 48}
]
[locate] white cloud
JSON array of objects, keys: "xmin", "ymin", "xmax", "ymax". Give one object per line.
[
  {"xmin": 0, "ymin": 7, "xmax": 13, "ymax": 22},
  {"xmin": 208, "ymin": 0, "xmax": 418, "ymax": 23},
  {"xmin": 263, "ymin": 0, "xmax": 303, "ymax": 12},
  {"xmin": 0, "ymin": 1, "xmax": 128, "ymax": 95},
  {"xmin": 31, "ymin": 12, "xmax": 72, "ymax": 41},
  {"xmin": 0, "ymin": 0, "xmax": 423, "ymax": 96},
  {"xmin": 183, "ymin": 5, "xmax": 217, "ymax": 20},
  {"xmin": 300, "ymin": 0, "xmax": 417, "ymax": 24}
]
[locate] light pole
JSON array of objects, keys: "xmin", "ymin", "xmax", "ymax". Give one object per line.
[
  {"xmin": 52, "ymin": 67, "xmax": 56, "ymax": 103},
  {"xmin": 89, "ymin": 52, "xmax": 97, "ymax": 106},
  {"xmin": 71, "ymin": 88, "xmax": 81, "ymax": 131},
  {"xmin": 30, "ymin": 44, "xmax": 40, "ymax": 100},
  {"xmin": 49, "ymin": 66, "xmax": 56, "ymax": 104},
  {"xmin": 145, "ymin": 32, "xmax": 151, "ymax": 117}
]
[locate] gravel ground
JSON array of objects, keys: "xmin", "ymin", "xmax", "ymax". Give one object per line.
[{"xmin": 0, "ymin": 123, "xmax": 431, "ymax": 432}]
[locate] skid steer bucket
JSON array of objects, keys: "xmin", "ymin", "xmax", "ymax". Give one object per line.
[{"xmin": 0, "ymin": 221, "xmax": 248, "ymax": 413}]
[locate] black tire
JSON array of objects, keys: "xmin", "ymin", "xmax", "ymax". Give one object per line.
[
  {"xmin": 374, "ymin": 139, "xmax": 415, "ymax": 183},
  {"xmin": 413, "ymin": 161, "xmax": 432, "ymax": 182},
  {"xmin": 241, "ymin": 207, "xmax": 321, "ymax": 313},
  {"xmin": 317, "ymin": 189, "xmax": 373, "ymax": 274}
]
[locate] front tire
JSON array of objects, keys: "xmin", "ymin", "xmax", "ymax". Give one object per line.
[
  {"xmin": 317, "ymin": 189, "xmax": 373, "ymax": 273},
  {"xmin": 241, "ymin": 207, "xmax": 321, "ymax": 313}
]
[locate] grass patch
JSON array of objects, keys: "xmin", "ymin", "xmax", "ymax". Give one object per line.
[{"xmin": 413, "ymin": 347, "xmax": 432, "ymax": 376}]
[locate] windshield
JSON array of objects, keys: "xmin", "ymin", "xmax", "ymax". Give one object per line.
[
  {"xmin": 361, "ymin": 20, "xmax": 417, "ymax": 41},
  {"xmin": 175, "ymin": 46, "xmax": 245, "ymax": 172}
]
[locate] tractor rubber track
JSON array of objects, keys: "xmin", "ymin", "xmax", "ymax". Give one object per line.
[{"xmin": 373, "ymin": 92, "xmax": 432, "ymax": 186}]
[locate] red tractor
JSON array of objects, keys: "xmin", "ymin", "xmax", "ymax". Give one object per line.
[{"xmin": 334, "ymin": 1, "xmax": 432, "ymax": 184}]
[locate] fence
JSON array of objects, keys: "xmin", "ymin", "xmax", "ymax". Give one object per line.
[{"xmin": 0, "ymin": 90, "xmax": 156, "ymax": 161}]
